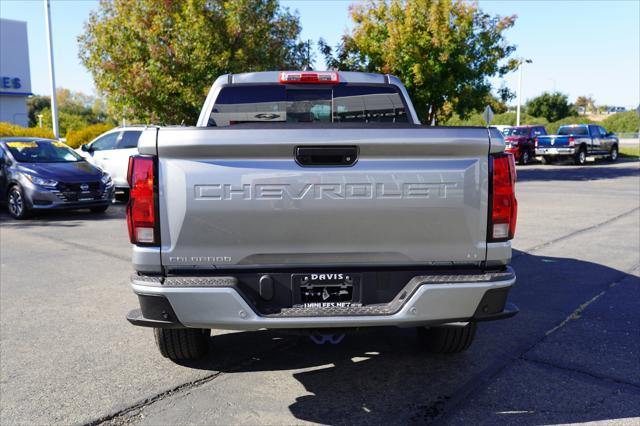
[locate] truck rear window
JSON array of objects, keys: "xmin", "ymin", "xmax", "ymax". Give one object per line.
[
  {"xmin": 502, "ymin": 127, "xmax": 528, "ymax": 136},
  {"xmin": 208, "ymin": 85, "xmax": 410, "ymax": 126},
  {"xmin": 558, "ymin": 126, "xmax": 588, "ymax": 136}
]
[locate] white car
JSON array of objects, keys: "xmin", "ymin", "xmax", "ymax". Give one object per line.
[
  {"xmin": 79, "ymin": 126, "xmax": 146, "ymax": 195},
  {"xmin": 492, "ymin": 125, "xmax": 510, "ymax": 134}
]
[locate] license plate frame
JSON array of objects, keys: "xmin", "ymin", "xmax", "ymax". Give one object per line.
[{"xmin": 291, "ymin": 273, "xmax": 362, "ymax": 308}]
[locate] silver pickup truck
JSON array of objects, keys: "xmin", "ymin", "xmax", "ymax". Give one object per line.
[{"xmin": 126, "ymin": 71, "xmax": 519, "ymax": 361}]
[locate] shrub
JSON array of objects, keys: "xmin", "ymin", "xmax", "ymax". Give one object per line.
[
  {"xmin": 442, "ymin": 112, "xmax": 547, "ymax": 127},
  {"xmin": 0, "ymin": 122, "xmax": 55, "ymax": 139},
  {"xmin": 65, "ymin": 123, "xmax": 115, "ymax": 149},
  {"xmin": 602, "ymin": 111, "xmax": 640, "ymax": 134}
]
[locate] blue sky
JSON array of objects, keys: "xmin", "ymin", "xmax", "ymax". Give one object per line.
[{"xmin": 1, "ymin": 0, "xmax": 638, "ymax": 107}]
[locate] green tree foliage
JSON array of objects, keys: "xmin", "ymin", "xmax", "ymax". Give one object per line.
[
  {"xmin": 39, "ymin": 107, "xmax": 92, "ymax": 136},
  {"xmin": 575, "ymin": 95, "xmax": 595, "ymax": 114},
  {"xmin": 320, "ymin": 0, "xmax": 517, "ymax": 124},
  {"xmin": 602, "ymin": 111, "xmax": 640, "ymax": 133},
  {"xmin": 78, "ymin": 0, "xmax": 308, "ymax": 125},
  {"xmin": 26, "ymin": 96, "xmax": 51, "ymax": 127},
  {"xmin": 526, "ymin": 92, "xmax": 573, "ymax": 122},
  {"xmin": 26, "ymin": 89, "xmax": 111, "ymax": 135},
  {"xmin": 483, "ymin": 94, "xmax": 509, "ymax": 114}
]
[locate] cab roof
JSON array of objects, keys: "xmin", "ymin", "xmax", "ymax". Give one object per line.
[{"xmin": 224, "ymin": 71, "xmax": 401, "ymax": 85}]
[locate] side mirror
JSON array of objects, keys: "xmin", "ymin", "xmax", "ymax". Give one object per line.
[{"xmin": 81, "ymin": 144, "xmax": 91, "ymax": 152}]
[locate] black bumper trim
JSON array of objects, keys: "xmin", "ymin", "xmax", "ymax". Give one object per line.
[
  {"xmin": 472, "ymin": 302, "xmax": 519, "ymax": 322},
  {"xmin": 126, "ymin": 308, "xmax": 185, "ymax": 328},
  {"xmin": 126, "ymin": 294, "xmax": 186, "ymax": 328}
]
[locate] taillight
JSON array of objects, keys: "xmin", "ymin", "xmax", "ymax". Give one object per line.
[
  {"xmin": 534, "ymin": 137, "xmax": 538, "ymax": 148},
  {"xmin": 568, "ymin": 136, "xmax": 575, "ymax": 147},
  {"xmin": 127, "ymin": 156, "xmax": 158, "ymax": 245},
  {"xmin": 279, "ymin": 71, "xmax": 339, "ymax": 84},
  {"xmin": 489, "ymin": 154, "xmax": 517, "ymax": 241}
]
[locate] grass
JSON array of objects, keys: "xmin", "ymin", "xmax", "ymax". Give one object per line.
[{"xmin": 619, "ymin": 144, "xmax": 640, "ymax": 158}]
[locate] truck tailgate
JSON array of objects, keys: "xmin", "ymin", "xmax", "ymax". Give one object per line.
[
  {"xmin": 536, "ymin": 135, "xmax": 570, "ymax": 147},
  {"xmin": 150, "ymin": 127, "xmax": 492, "ymax": 270}
]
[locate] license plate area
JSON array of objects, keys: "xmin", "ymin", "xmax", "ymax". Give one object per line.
[{"xmin": 292, "ymin": 273, "xmax": 362, "ymax": 308}]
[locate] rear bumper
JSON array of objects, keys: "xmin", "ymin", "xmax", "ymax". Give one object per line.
[
  {"xmin": 127, "ymin": 267, "xmax": 517, "ymax": 330},
  {"xmin": 535, "ymin": 147, "xmax": 575, "ymax": 156}
]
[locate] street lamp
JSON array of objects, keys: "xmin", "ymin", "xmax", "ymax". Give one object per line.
[
  {"xmin": 516, "ymin": 58, "xmax": 532, "ymax": 126},
  {"xmin": 44, "ymin": 0, "xmax": 59, "ymax": 138}
]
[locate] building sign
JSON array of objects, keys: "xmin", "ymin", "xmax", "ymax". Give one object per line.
[
  {"xmin": 1, "ymin": 77, "xmax": 22, "ymax": 89},
  {"xmin": 0, "ymin": 18, "xmax": 32, "ymax": 95},
  {"xmin": 0, "ymin": 18, "xmax": 32, "ymax": 127}
]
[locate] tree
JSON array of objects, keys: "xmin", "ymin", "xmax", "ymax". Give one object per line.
[
  {"xmin": 575, "ymin": 95, "xmax": 595, "ymax": 114},
  {"xmin": 27, "ymin": 89, "xmax": 111, "ymax": 135},
  {"xmin": 26, "ymin": 96, "xmax": 50, "ymax": 127},
  {"xmin": 320, "ymin": 0, "xmax": 517, "ymax": 124},
  {"xmin": 526, "ymin": 92, "xmax": 572, "ymax": 122},
  {"xmin": 79, "ymin": 0, "xmax": 308, "ymax": 125}
]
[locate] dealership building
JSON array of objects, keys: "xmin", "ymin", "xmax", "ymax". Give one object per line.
[{"xmin": 0, "ymin": 18, "xmax": 32, "ymax": 127}]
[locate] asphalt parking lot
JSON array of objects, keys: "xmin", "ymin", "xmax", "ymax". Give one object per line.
[{"xmin": 1, "ymin": 158, "xmax": 639, "ymax": 425}]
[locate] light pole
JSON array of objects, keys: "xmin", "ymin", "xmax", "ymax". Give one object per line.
[
  {"xmin": 516, "ymin": 58, "xmax": 532, "ymax": 126},
  {"xmin": 44, "ymin": 0, "xmax": 59, "ymax": 139}
]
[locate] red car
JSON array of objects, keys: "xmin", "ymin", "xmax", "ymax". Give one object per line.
[{"xmin": 502, "ymin": 125, "xmax": 547, "ymax": 165}]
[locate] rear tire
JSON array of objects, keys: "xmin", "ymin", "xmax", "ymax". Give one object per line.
[
  {"xmin": 154, "ymin": 328, "xmax": 210, "ymax": 361},
  {"xmin": 609, "ymin": 145, "xmax": 618, "ymax": 162},
  {"xmin": 419, "ymin": 322, "xmax": 477, "ymax": 354},
  {"xmin": 574, "ymin": 147, "xmax": 587, "ymax": 165},
  {"xmin": 518, "ymin": 149, "xmax": 531, "ymax": 165}
]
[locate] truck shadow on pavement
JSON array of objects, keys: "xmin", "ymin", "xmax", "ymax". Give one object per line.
[
  {"xmin": 517, "ymin": 160, "xmax": 639, "ymax": 182},
  {"xmin": 176, "ymin": 250, "xmax": 640, "ymax": 425}
]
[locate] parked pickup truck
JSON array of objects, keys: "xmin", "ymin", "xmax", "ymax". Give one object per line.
[
  {"xmin": 125, "ymin": 71, "xmax": 519, "ymax": 361},
  {"xmin": 535, "ymin": 124, "xmax": 619, "ymax": 165},
  {"xmin": 502, "ymin": 125, "xmax": 547, "ymax": 165}
]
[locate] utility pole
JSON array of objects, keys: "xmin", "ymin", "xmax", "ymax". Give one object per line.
[
  {"xmin": 515, "ymin": 58, "xmax": 532, "ymax": 127},
  {"xmin": 44, "ymin": 0, "xmax": 59, "ymax": 138},
  {"xmin": 516, "ymin": 63, "xmax": 523, "ymax": 126}
]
